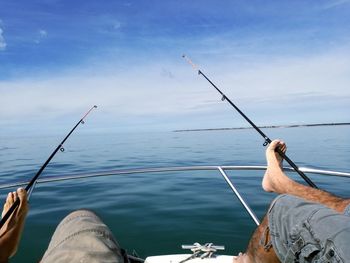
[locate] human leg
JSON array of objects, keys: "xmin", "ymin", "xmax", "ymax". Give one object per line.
[
  {"xmin": 41, "ymin": 209, "xmax": 125, "ymax": 263},
  {"xmin": 266, "ymin": 194, "xmax": 350, "ymax": 262},
  {"xmin": 241, "ymin": 215, "xmax": 280, "ymax": 263},
  {"xmin": 262, "ymin": 140, "xmax": 350, "ymax": 213},
  {"xmin": 235, "ymin": 139, "xmax": 350, "ymax": 263},
  {"xmin": 0, "ymin": 188, "xmax": 28, "ymax": 262},
  {"xmin": 237, "ymin": 193, "xmax": 350, "ymax": 263}
]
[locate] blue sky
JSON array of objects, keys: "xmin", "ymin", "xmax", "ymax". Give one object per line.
[{"xmin": 0, "ymin": 0, "xmax": 349, "ymax": 134}]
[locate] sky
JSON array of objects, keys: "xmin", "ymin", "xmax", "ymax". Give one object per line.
[{"xmin": 0, "ymin": 0, "xmax": 350, "ymax": 135}]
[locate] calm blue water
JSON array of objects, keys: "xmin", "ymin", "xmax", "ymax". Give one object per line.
[{"xmin": 0, "ymin": 126, "xmax": 349, "ymax": 262}]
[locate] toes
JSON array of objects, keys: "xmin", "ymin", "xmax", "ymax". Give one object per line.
[
  {"xmin": 1, "ymin": 189, "xmax": 29, "ymax": 220},
  {"xmin": 17, "ymin": 188, "xmax": 26, "ymax": 199},
  {"xmin": 2, "ymin": 193, "xmax": 12, "ymax": 218},
  {"xmin": 9, "ymin": 192, "xmax": 15, "ymax": 205},
  {"xmin": 268, "ymin": 139, "xmax": 286, "ymax": 153},
  {"xmin": 17, "ymin": 188, "xmax": 28, "ymax": 216},
  {"xmin": 13, "ymin": 191, "xmax": 18, "ymax": 202},
  {"xmin": 5, "ymin": 192, "xmax": 12, "ymax": 205},
  {"xmin": 4, "ymin": 193, "xmax": 11, "ymax": 208},
  {"xmin": 279, "ymin": 141, "xmax": 287, "ymax": 152},
  {"xmin": 269, "ymin": 140, "xmax": 280, "ymax": 150}
]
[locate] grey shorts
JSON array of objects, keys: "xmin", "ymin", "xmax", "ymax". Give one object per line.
[
  {"xmin": 40, "ymin": 210, "xmax": 125, "ymax": 263},
  {"xmin": 268, "ymin": 194, "xmax": 350, "ymax": 263}
]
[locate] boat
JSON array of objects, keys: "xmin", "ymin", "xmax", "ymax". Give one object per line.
[{"xmin": 1, "ymin": 165, "xmax": 349, "ymax": 262}]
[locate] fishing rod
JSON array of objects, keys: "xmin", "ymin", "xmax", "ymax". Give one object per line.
[
  {"xmin": 182, "ymin": 55, "xmax": 318, "ymax": 189},
  {"xmin": 0, "ymin": 105, "xmax": 98, "ymax": 230}
]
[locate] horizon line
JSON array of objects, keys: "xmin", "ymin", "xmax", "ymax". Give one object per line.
[{"xmin": 173, "ymin": 122, "xmax": 350, "ymax": 133}]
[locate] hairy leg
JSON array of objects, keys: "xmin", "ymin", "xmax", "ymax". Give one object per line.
[
  {"xmin": 262, "ymin": 140, "xmax": 350, "ymax": 213},
  {"xmin": 234, "ymin": 139, "xmax": 349, "ymax": 263},
  {"xmin": 0, "ymin": 188, "xmax": 28, "ymax": 262},
  {"xmin": 233, "ymin": 216, "xmax": 280, "ymax": 263}
]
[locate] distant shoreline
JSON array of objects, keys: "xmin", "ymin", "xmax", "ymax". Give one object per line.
[{"xmin": 173, "ymin": 122, "xmax": 350, "ymax": 133}]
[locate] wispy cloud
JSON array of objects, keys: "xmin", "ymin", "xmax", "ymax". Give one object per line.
[
  {"xmin": 0, "ymin": 23, "xmax": 6, "ymax": 51},
  {"xmin": 323, "ymin": 0, "xmax": 350, "ymax": 9},
  {"xmin": 215, "ymin": 48, "xmax": 350, "ymax": 100},
  {"xmin": 0, "ymin": 1, "xmax": 349, "ymax": 132},
  {"xmin": 113, "ymin": 21, "xmax": 121, "ymax": 30},
  {"xmin": 34, "ymin": 29, "xmax": 48, "ymax": 44},
  {"xmin": 39, "ymin": 29, "xmax": 48, "ymax": 37},
  {"xmin": 0, "ymin": 65, "xmax": 197, "ymax": 120},
  {"xmin": 1, "ymin": 46, "xmax": 349, "ymax": 132}
]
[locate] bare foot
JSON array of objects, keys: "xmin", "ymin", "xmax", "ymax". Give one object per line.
[
  {"xmin": 0, "ymin": 188, "xmax": 28, "ymax": 260},
  {"xmin": 262, "ymin": 140, "xmax": 289, "ymax": 193}
]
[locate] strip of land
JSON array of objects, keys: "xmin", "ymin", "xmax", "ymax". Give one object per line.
[{"xmin": 173, "ymin": 122, "xmax": 350, "ymax": 132}]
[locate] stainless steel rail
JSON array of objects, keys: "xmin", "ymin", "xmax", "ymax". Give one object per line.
[
  {"xmin": 1, "ymin": 165, "xmax": 349, "ymax": 226},
  {"xmin": 1, "ymin": 165, "xmax": 349, "ymax": 190},
  {"xmin": 218, "ymin": 167, "xmax": 260, "ymax": 226}
]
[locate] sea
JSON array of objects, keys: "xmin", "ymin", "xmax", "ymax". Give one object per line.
[{"xmin": 0, "ymin": 125, "xmax": 349, "ymax": 262}]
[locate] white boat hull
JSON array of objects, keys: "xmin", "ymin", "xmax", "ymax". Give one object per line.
[{"xmin": 145, "ymin": 254, "xmax": 236, "ymax": 263}]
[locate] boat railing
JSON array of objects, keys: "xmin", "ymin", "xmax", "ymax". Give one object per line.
[
  {"xmin": 1, "ymin": 165, "xmax": 349, "ymax": 226},
  {"xmin": 1, "ymin": 165, "xmax": 349, "ymax": 190}
]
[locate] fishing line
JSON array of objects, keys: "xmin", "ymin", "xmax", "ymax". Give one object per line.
[
  {"xmin": 182, "ymin": 55, "xmax": 317, "ymax": 189},
  {"xmin": 0, "ymin": 105, "xmax": 98, "ymax": 230}
]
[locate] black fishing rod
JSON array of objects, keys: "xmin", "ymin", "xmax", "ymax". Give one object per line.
[
  {"xmin": 182, "ymin": 55, "xmax": 317, "ymax": 189},
  {"xmin": 0, "ymin": 105, "xmax": 98, "ymax": 230}
]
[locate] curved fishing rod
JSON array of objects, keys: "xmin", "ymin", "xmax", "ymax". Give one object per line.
[
  {"xmin": 182, "ymin": 55, "xmax": 317, "ymax": 189},
  {"xmin": 0, "ymin": 105, "xmax": 98, "ymax": 230}
]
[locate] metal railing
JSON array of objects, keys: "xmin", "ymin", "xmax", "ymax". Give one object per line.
[{"xmin": 1, "ymin": 165, "xmax": 349, "ymax": 227}]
